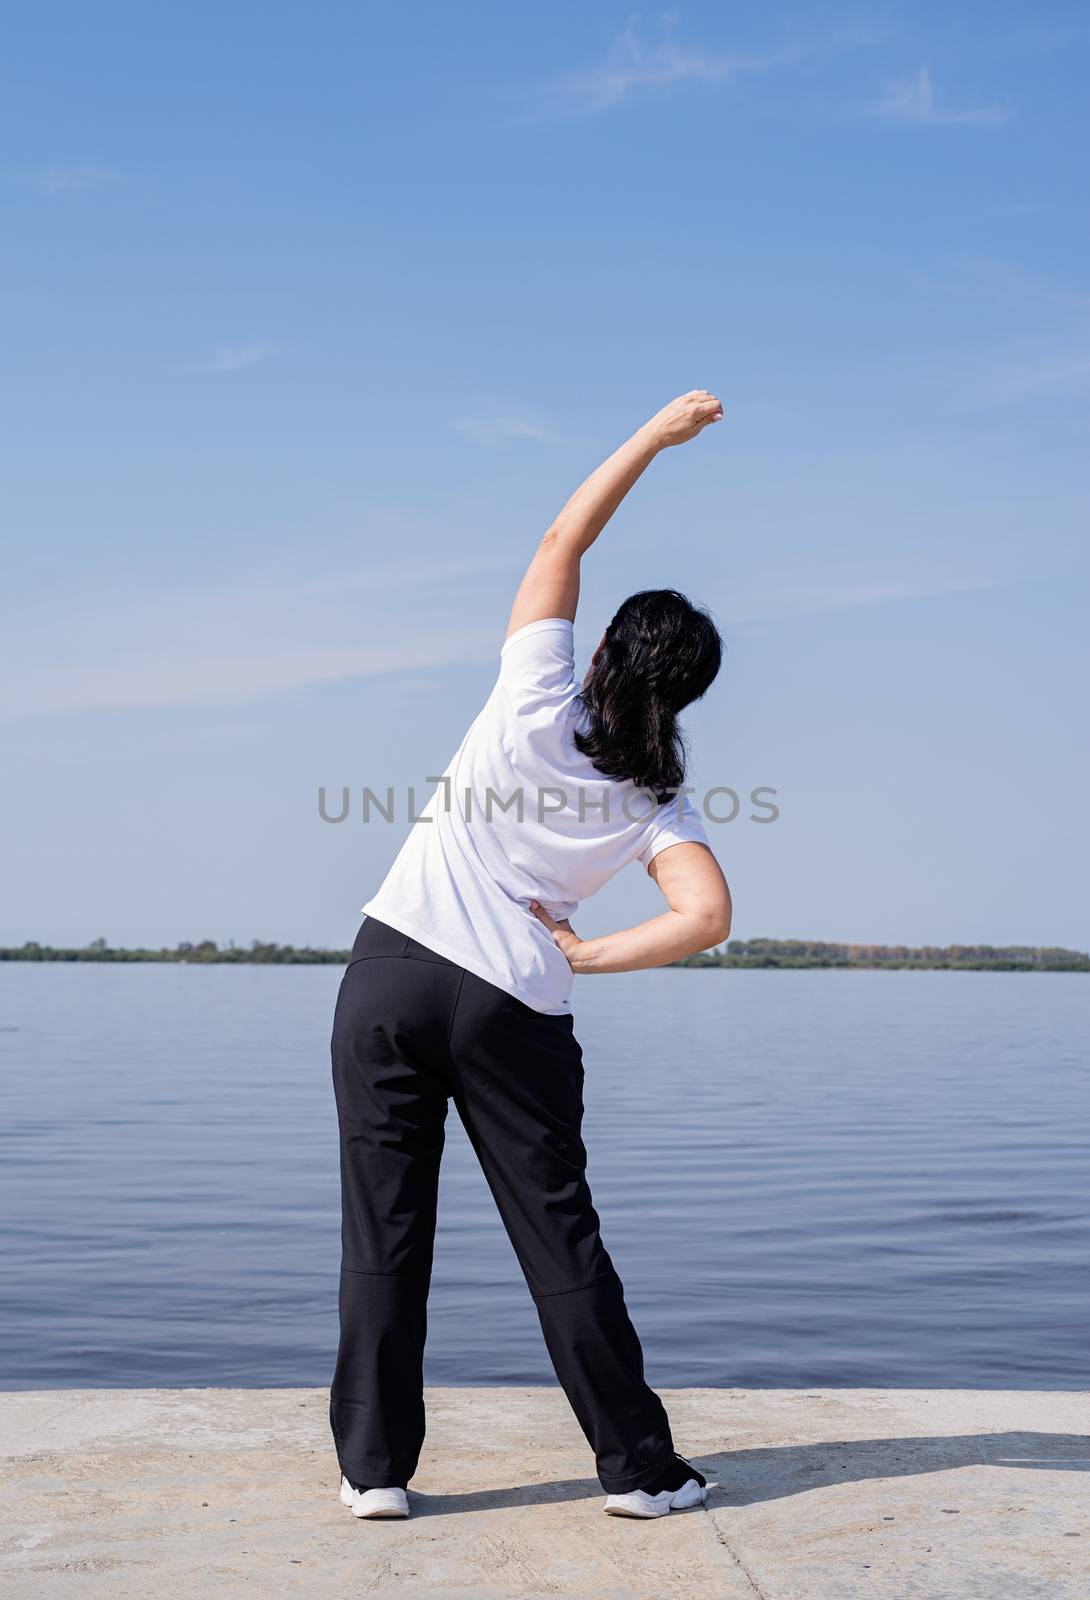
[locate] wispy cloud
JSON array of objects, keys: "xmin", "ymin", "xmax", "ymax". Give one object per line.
[
  {"xmin": 720, "ymin": 573, "xmax": 1008, "ymax": 627},
  {"xmin": 0, "ymin": 560, "xmax": 499, "ymax": 722},
  {"xmin": 534, "ymin": 17, "xmax": 787, "ymax": 116},
  {"xmin": 908, "ymin": 255, "xmax": 1090, "ymax": 316},
  {"xmin": 1, "ymin": 632, "xmax": 492, "ymax": 721},
  {"xmin": 39, "ymin": 165, "xmax": 117, "ymax": 194},
  {"xmin": 452, "ymin": 415, "xmax": 555, "ymax": 444},
  {"xmin": 203, "ymin": 342, "xmax": 265, "ymax": 373},
  {"xmin": 951, "ymin": 349, "xmax": 1090, "ymax": 411},
  {"xmin": 907, "ymin": 257, "xmax": 1090, "ymax": 411},
  {"xmin": 871, "ymin": 67, "xmax": 1008, "ymax": 127}
]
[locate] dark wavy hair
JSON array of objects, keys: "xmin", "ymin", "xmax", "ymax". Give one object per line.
[{"xmin": 575, "ymin": 589, "xmax": 722, "ymax": 803}]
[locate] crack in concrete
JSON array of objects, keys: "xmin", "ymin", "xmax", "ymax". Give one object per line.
[{"xmin": 709, "ymin": 1516, "xmax": 770, "ymax": 1600}]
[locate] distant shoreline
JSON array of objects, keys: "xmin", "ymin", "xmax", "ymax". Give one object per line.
[{"xmin": 3, "ymin": 939, "xmax": 1088, "ymax": 972}]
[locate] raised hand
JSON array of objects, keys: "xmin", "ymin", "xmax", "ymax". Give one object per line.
[{"xmin": 645, "ymin": 390, "xmax": 724, "ymax": 449}]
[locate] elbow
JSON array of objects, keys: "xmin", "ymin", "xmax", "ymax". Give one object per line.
[{"xmin": 693, "ymin": 895, "xmax": 732, "ymax": 951}]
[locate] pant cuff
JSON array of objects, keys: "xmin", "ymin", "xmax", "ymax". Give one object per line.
[
  {"xmin": 338, "ymin": 1460, "xmax": 414, "ymax": 1489},
  {"xmin": 597, "ymin": 1448, "xmax": 679, "ymax": 1495},
  {"xmin": 334, "ymin": 1452, "xmax": 412, "ymax": 1484}
]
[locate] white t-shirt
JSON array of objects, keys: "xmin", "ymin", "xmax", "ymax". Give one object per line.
[{"xmin": 361, "ymin": 617, "xmax": 711, "ymax": 1014}]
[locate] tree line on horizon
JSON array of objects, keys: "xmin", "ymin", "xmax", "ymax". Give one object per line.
[
  {"xmin": 0, "ymin": 938, "xmax": 346, "ymax": 965},
  {"xmin": 1, "ymin": 937, "xmax": 1088, "ymax": 971},
  {"xmin": 677, "ymin": 939, "xmax": 1090, "ymax": 971}
]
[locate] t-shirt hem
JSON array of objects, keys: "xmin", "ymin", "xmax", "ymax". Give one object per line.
[{"xmin": 359, "ymin": 899, "xmax": 573, "ymax": 1016}]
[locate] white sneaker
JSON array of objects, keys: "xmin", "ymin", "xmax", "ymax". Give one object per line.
[
  {"xmin": 340, "ymin": 1474, "xmax": 410, "ymax": 1519},
  {"xmin": 604, "ymin": 1476, "xmax": 707, "ymax": 1518}
]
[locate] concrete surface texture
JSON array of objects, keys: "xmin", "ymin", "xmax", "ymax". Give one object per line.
[{"xmin": 1, "ymin": 1386, "xmax": 1087, "ymax": 1599}]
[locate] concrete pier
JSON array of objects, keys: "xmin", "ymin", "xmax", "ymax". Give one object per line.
[{"xmin": 1, "ymin": 1387, "xmax": 1087, "ymax": 1598}]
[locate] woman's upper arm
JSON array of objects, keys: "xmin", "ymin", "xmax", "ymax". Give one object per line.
[
  {"xmin": 505, "ymin": 533, "xmax": 580, "ymax": 640},
  {"xmin": 647, "ymin": 841, "xmax": 733, "ymax": 942}
]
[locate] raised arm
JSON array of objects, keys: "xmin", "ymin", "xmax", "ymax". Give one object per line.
[
  {"xmin": 505, "ymin": 390, "xmax": 723, "ymax": 640},
  {"xmin": 531, "ymin": 841, "xmax": 732, "ymax": 974}
]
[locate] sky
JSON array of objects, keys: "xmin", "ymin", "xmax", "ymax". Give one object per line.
[{"xmin": 2, "ymin": 1, "xmax": 1088, "ymax": 951}]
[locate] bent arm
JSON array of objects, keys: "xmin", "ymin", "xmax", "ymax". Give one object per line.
[
  {"xmin": 505, "ymin": 390, "xmax": 723, "ymax": 640},
  {"xmin": 531, "ymin": 841, "xmax": 732, "ymax": 974}
]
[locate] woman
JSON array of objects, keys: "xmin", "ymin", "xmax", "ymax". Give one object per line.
[{"xmin": 330, "ymin": 390, "xmax": 732, "ymax": 1522}]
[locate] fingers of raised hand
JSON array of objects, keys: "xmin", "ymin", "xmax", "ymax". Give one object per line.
[{"xmin": 678, "ymin": 391, "xmax": 724, "ymax": 429}]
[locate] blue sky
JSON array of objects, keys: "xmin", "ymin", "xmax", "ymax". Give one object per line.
[{"xmin": 2, "ymin": 2, "xmax": 1088, "ymax": 949}]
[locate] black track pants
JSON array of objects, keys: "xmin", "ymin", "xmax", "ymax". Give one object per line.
[{"xmin": 328, "ymin": 917, "xmax": 675, "ymax": 1493}]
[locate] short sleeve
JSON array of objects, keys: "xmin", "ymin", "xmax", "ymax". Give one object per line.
[
  {"xmin": 636, "ymin": 792, "xmax": 710, "ymax": 869},
  {"xmin": 499, "ymin": 618, "xmax": 577, "ymax": 698}
]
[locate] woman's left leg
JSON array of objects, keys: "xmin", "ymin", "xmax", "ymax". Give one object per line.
[{"xmin": 446, "ymin": 971, "xmax": 676, "ymax": 1495}]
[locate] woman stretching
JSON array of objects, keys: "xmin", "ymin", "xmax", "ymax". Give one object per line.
[{"xmin": 330, "ymin": 390, "xmax": 732, "ymax": 1521}]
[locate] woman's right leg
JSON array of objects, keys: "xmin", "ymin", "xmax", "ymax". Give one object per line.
[{"xmin": 328, "ymin": 923, "xmax": 456, "ymax": 1489}]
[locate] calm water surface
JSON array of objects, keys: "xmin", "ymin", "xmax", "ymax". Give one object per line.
[{"xmin": 1, "ymin": 964, "xmax": 1087, "ymax": 1388}]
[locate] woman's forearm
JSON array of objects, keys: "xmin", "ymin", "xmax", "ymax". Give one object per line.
[
  {"xmin": 545, "ymin": 390, "xmax": 724, "ymax": 559},
  {"xmin": 530, "ymin": 840, "xmax": 733, "ymax": 975},
  {"xmin": 506, "ymin": 392, "xmax": 722, "ymax": 637},
  {"xmin": 545, "ymin": 424, "xmax": 660, "ymax": 558},
  {"xmin": 567, "ymin": 908, "xmax": 729, "ymax": 974}
]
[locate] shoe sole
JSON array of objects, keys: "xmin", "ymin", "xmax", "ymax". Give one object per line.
[
  {"xmin": 340, "ymin": 1478, "xmax": 410, "ymax": 1519},
  {"xmin": 604, "ymin": 1481, "xmax": 707, "ymax": 1518}
]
